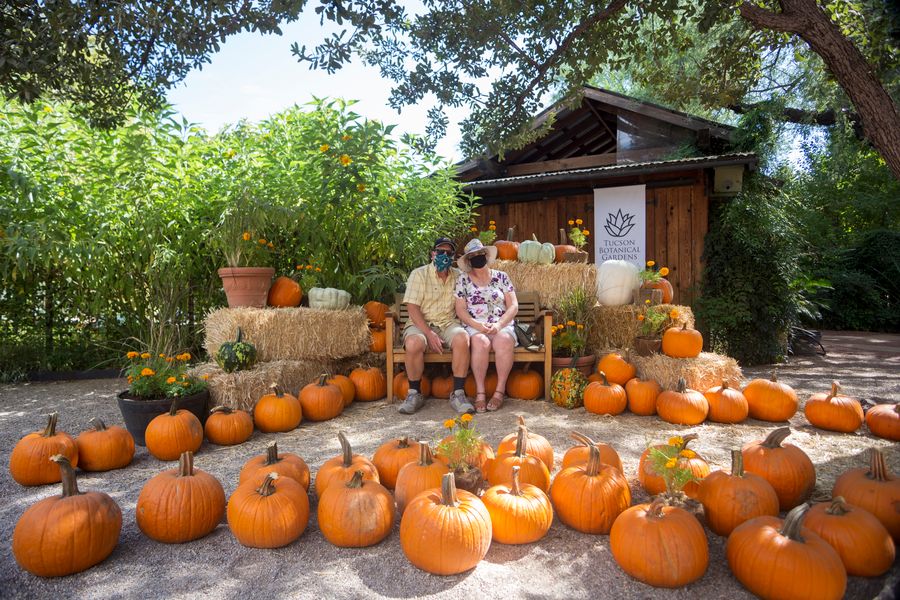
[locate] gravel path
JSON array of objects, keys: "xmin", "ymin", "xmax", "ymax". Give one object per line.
[{"xmin": 1, "ymin": 331, "xmax": 898, "ymax": 599}]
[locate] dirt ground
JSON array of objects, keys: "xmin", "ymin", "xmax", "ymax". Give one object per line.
[{"xmin": 1, "ymin": 331, "xmax": 898, "ymax": 599}]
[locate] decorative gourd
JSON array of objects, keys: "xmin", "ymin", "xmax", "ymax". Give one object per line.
[
  {"xmin": 832, "ymin": 448, "xmax": 900, "ymax": 539},
  {"xmin": 239, "ymin": 441, "xmax": 310, "ymax": 490},
  {"xmin": 741, "ymin": 427, "xmax": 815, "ymax": 510},
  {"xmin": 482, "ymin": 465, "xmax": 553, "ymax": 544},
  {"xmin": 805, "ymin": 497, "xmax": 895, "ymax": 577},
  {"xmin": 364, "ymin": 301, "xmax": 390, "ymax": 328},
  {"xmin": 638, "ymin": 434, "xmax": 709, "ymax": 498},
  {"xmin": 315, "ymin": 432, "xmax": 380, "ymax": 497},
  {"xmin": 349, "ymin": 367, "xmax": 387, "ymax": 402},
  {"xmin": 299, "ymin": 374, "xmax": 344, "ymax": 422},
  {"xmin": 517, "ymin": 234, "xmax": 555, "ymax": 264},
  {"xmin": 725, "ymin": 504, "xmax": 846, "ymax": 600},
  {"xmin": 584, "ymin": 371, "xmax": 627, "ymax": 415},
  {"xmin": 327, "ymin": 374, "xmax": 356, "ymax": 407},
  {"xmin": 464, "ymin": 370, "xmax": 497, "ymax": 398},
  {"xmin": 308, "ymin": 287, "xmax": 351, "ymax": 310},
  {"xmin": 9, "ymin": 412, "xmax": 78, "ymax": 486},
  {"xmin": 214, "ymin": 327, "xmax": 257, "ymax": 373},
  {"xmin": 625, "ymin": 377, "xmax": 661, "ymax": 416},
  {"xmin": 318, "ymin": 470, "xmax": 395, "ymax": 548},
  {"xmin": 506, "ymin": 365, "xmax": 543, "ymax": 400},
  {"xmin": 656, "ymin": 378, "xmax": 708, "ymax": 425},
  {"xmin": 554, "ymin": 228, "xmax": 577, "ymax": 263},
  {"xmin": 395, "ymin": 444, "xmax": 450, "ymax": 514},
  {"xmin": 597, "ymin": 353, "xmax": 635, "ymax": 385},
  {"xmin": 400, "ymin": 472, "xmax": 492, "ymax": 575},
  {"xmin": 393, "ymin": 371, "xmax": 431, "ymax": 398},
  {"xmin": 494, "ymin": 228, "xmax": 520, "ymax": 261},
  {"xmin": 430, "ymin": 369, "xmax": 454, "ymax": 399},
  {"xmin": 488, "ymin": 425, "xmax": 551, "ymax": 492},
  {"xmin": 697, "ymin": 449, "xmax": 779, "ymax": 536},
  {"xmin": 136, "ymin": 451, "xmax": 226, "ymax": 543},
  {"xmin": 742, "ymin": 370, "xmax": 798, "ymax": 421},
  {"xmin": 253, "ymin": 384, "xmax": 302, "ymax": 433},
  {"xmin": 496, "ymin": 416, "xmax": 554, "ymax": 470},
  {"xmin": 267, "ymin": 276, "xmax": 302, "ymax": 307},
  {"xmin": 75, "ymin": 417, "xmax": 134, "ymax": 472},
  {"xmin": 369, "ymin": 327, "xmax": 387, "ymax": 352},
  {"xmin": 661, "ymin": 324, "xmax": 703, "ymax": 358},
  {"xmin": 866, "ymin": 403, "xmax": 900, "ymax": 441},
  {"xmin": 610, "ymin": 498, "xmax": 708, "ymax": 588},
  {"xmin": 804, "ymin": 380, "xmax": 864, "ymax": 433},
  {"xmin": 642, "ymin": 277, "xmax": 674, "ymax": 304},
  {"xmin": 703, "ymin": 382, "xmax": 749, "ymax": 424},
  {"xmin": 597, "ymin": 260, "xmax": 639, "ymax": 306},
  {"xmin": 550, "ymin": 367, "xmax": 588, "ymax": 409},
  {"xmin": 12, "ymin": 455, "xmax": 121, "ymax": 577},
  {"xmin": 204, "ymin": 407, "xmax": 253, "ymax": 446},
  {"xmin": 144, "ymin": 399, "xmax": 203, "ymax": 461},
  {"xmin": 550, "ymin": 445, "xmax": 631, "ymax": 534},
  {"xmin": 562, "ymin": 431, "xmax": 623, "ymax": 473},
  {"xmin": 227, "ymin": 473, "xmax": 310, "ymax": 548},
  {"xmin": 372, "ymin": 437, "xmax": 422, "ymax": 490}
]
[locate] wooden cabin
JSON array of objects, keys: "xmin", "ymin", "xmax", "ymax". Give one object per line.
[{"xmin": 456, "ymin": 86, "xmax": 758, "ymax": 306}]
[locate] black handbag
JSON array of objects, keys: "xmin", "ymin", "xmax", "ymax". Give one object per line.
[{"xmin": 513, "ymin": 322, "xmax": 541, "ymax": 351}]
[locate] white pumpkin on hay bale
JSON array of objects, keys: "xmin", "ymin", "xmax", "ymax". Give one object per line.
[{"xmin": 596, "ymin": 260, "xmax": 639, "ymax": 306}]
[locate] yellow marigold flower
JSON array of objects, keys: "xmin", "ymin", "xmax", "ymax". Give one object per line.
[
  {"xmin": 357, "ymin": 184, "xmax": 367, "ymax": 192},
  {"xmin": 444, "ymin": 418, "xmax": 455, "ymax": 429},
  {"xmin": 141, "ymin": 368, "xmax": 155, "ymax": 376},
  {"xmin": 577, "ymin": 324, "xmax": 584, "ymax": 330},
  {"xmin": 576, "ymin": 218, "xmax": 583, "ymax": 225},
  {"xmin": 582, "ymin": 229, "xmax": 590, "ymax": 236},
  {"xmin": 637, "ymin": 314, "xmax": 645, "ymax": 321},
  {"xmin": 566, "ymin": 320, "xmax": 575, "ymax": 327},
  {"xmin": 647, "ymin": 260, "xmax": 656, "ymax": 267},
  {"xmin": 568, "ymin": 219, "xmax": 574, "ymax": 225},
  {"xmin": 488, "ymin": 225, "xmax": 496, "ymax": 231},
  {"xmin": 342, "ymin": 134, "xmax": 351, "ymax": 141},
  {"xmin": 659, "ymin": 267, "xmax": 670, "ymax": 277},
  {"xmin": 127, "ymin": 351, "xmax": 139, "ymax": 359},
  {"xmin": 159, "ymin": 353, "xmax": 166, "ymax": 358},
  {"xmin": 679, "ymin": 449, "xmax": 697, "ymax": 459},
  {"xmin": 669, "ymin": 309, "xmax": 679, "ymax": 319},
  {"xmin": 668, "ymin": 436, "xmax": 684, "ymax": 447},
  {"xmin": 461, "ymin": 413, "xmax": 473, "ymax": 422},
  {"xmin": 166, "ymin": 377, "xmax": 176, "ymax": 384},
  {"xmin": 181, "ymin": 352, "xmax": 191, "ymax": 361},
  {"xmin": 242, "ymin": 231, "xmax": 251, "ymax": 241},
  {"xmin": 141, "ymin": 352, "xmax": 150, "ymax": 359},
  {"xmin": 665, "ymin": 457, "xmax": 678, "ymax": 469},
  {"xmin": 489, "ymin": 220, "xmax": 495, "ymax": 225},
  {"xmin": 340, "ymin": 154, "xmax": 352, "ymax": 166},
  {"xmin": 645, "ymin": 299, "xmax": 651, "ymax": 305},
  {"xmin": 320, "ymin": 143, "xmax": 330, "ymax": 152},
  {"xmin": 258, "ymin": 238, "xmax": 267, "ymax": 245}
]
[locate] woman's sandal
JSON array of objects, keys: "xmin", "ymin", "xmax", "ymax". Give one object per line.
[
  {"xmin": 474, "ymin": 392, "xmax": 488, "ymax": 413},
  {"xmin": 487, "ymin": 390, "xmax": 506, "ymax": 412}
]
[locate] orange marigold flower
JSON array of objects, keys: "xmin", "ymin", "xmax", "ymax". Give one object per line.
[
  {"xmin": 166, "ymin": 357, "xmax": 174, "ymax": 363},
  {"xmin": 568, "ymin": 219, "xmax": 574, "ymax": 226},
  {"xmin": 576, "ymin": 324, "xmax": 584, "ymax": 330},
  {"xmin": 665, "ymin": 457, "xmax": 678, "ymax": 469},
  {"xmin": 202, "ymin": 374, "xmax": 209, "ymax": 380},
  {"xmin": 342, "ymin": 134, "xmax": 351, "ymax": 141},
  {"xmin": 267, "ymin": 242, "xmax": 274, "ymax": 249},
  {"xmin": 668, "ymin": 436, "xmax": 684, "ymax": 447},
  {"xmin": 141, "ymin": 352, "xmax": 150, "ymax": 359},
  {"xmin": 488, "ymin": 225, "xmax": 496, "ymax": 231},
  {"xmin": 141, "ymin": 368, "xmax": 155, "ymax": 377},
  {"xmin": 127, "ymin": 351, "xmax": 139, "ymax": 359},
  {"xmin": 444, "ymin": 419, "xmax": 455, "ymax": 429},
  {"xmin": 258, "ymin": 238, "xmax": 267, "ymax": 245},
  {"xmin": 637, "ymin": 314, "xmax": 645, "ymax": 321},
  {"xmin": 582, "ymin": 229, "xmax": 590, "ymax": 236},
  {"xmin": 306, "ymin": 265, "xmax": 313, "ymax": 270},
  {"xmin": 461, "ymin": 413, "xmax": 473, "ymax": 422},
  {"xmin": 166, "ymin": 377, "xmax": 176, "ymax": 384},
  {"xmin": 296, "ymin": 265, "xmax": 303, "ymax": 270},
  {"xmin": 669, "ymin": 309, "xmax": 679, "ymax": 319},
  {"xmin": 659, "ymin": 267, "xmax": 670, "ymax": 277},
  {"xmin": 340, "ymin": 154, "xmax": 352, "ymax": 166},
  {"xmin": 315, "ymin": 267, "xmax": 321, "ymax": 272},
  {"xmin": 127, "ymin": 376, "xmax": 133, "ymax": 383},
  {"xmin": 647, "ymin": 260, "xmax": 656, "ymax": 267},
  {"xmin": 242, "ymin": 232, "xmax": 251, "ymax": 241},
  {"xmin": 489, "ymin": 220, "xmax": 495, "ymax": 225},
  {"xmin": 575, "ymin": 218, "xmax": 583, "ymax": 225},
  {"xmin": 566, "ymin": 320, "xmax": 575, "ymax": 326},
  {"xmin": 159, "ymin": 353, "xmax": 166, "ymax": 358},
  {"xmin": 679, "ymin": 449, "xmax": 697, "ymax": 459},
  {"xmin": 320, "ymin": 143, "xmax": 330, "ymax": 152}
]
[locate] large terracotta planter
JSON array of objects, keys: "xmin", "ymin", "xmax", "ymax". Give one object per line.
[
  {"xmin": 218, "ymin": 267, "xmax": 275, "ymax": 308},
  {"xmin": 551, "ymin": 354, "xmax": 596, "ymax": 378},
  {"xmin": 117, "ymin": 390, "xmax": 209, "ymax": 446}
]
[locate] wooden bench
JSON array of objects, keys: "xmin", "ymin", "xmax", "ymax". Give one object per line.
[{"xmin": 385, "ymin": 291, "xmax": 553, "ymax": 402}]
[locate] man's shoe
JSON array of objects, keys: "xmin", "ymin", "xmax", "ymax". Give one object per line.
[
  {"xmin": 449, "ymin": 389, "xmax": 475, "ymax": 415},
  {"xmin": 397, "ymin": 391, "xmax": 426, "ymax": 414}
]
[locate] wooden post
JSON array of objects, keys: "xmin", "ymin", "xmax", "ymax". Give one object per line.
[{"xmin": 543, "ymin": 310, "xmax": 553, "ymax": 401}]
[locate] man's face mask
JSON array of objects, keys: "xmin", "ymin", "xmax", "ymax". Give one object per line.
[
  {"xmin": 468, "ymin": 254, "xmax": 488, "ymax": 269},
  {"xmin": 433, "ymin": 249, "xmax": 453, "ymax": 272}
]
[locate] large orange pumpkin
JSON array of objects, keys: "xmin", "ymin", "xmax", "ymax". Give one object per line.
[
  {"xmin": 267, "ymin": 276, "xmax": 302, "ymax": 307},
  {"xmin": 369, "ymin": 327, "xmax": 387, "ymax": 352},
  {"xmin": 741, "ymin": 427, "xmax": 815, "ymax": 510},
  {"xmin": 393, "ymin": 371, "xmax": 431, "ymax": 398},
  {"xmin": 12, "ymin": 455, "xmax": 121, "ymax": 577},
  {"xmin": 610, "ymin": 498, "xmax": 708, "ymax": 588},
  {"xmin": 725, "ymin": 505, "xmax": 846, "ymax": 600},
  {"xmin": 832, "ymin": 448, "xmax": 900, "ymax": 539},
  {"xmin": 549, "ymin": 445, "xmax": 631, "ymax": 534},
  {"xmin": 136, "ymin": 451, "xmax": 226, "ymax": 543},
  {"xmin": 661, "ymin": 324, "xmax": 702, "ymax": 358},
  {"xmin": 318, "ymin": 470, "xmax": 395, "ymax": 547},
  {"xmin": 239, "ymin": 441, "xmax": 310, "ymax": 490},
  {"xmin": 482, "ymin": 465, "xmax": 553, "ymax": 544},
  {"xmin": 9, "ymin": 412, "xmax": 78, "ymax": 486},
  {"xmin": 625, "ymin": 377, "xmax": 660, "ymax": 416},
  {"xmin": 372, "ymin": 436, "xmax": 422, "ymax": 489},
  {"xmin": 866, "ymin": 403, "xmax": 900, "ymax": 441},
  {"xmin": 253, "ymin": 384, "xmax": 303, "ymax": 433},
  {"xmin": 399, "ymin": 472, "xmax": 492, "ymax": 575},
  {"xmin": 488, "ymin": 425, "xmax": 551, "ymax": 492},
  {"xmin": 597, "ymin": 353, "xmax": 636, "ymax": 385},
  {"xmin": 703, "ymin": 382, "xmax": 748, "ymax": 424},
  {"xmin": 75, "ymin": 417, "xmax": 134, "ymax": 472},
  {"xmin": 145, "ymin": 399, "xmax": 204, "ymax": 461},
  {"xmin": 299, "ymin": 374, "xmax": 344, "ymax": 421},
  {"xmin": 327, "ymin": 373, "xmax": 356, "ymax": 407},
  {"xmin": 743, "ymin": 371, "xmax": 798, "ymax": 421},
  {"xmin": 227, "ymin": 473, "xmax": 310, "ymax": 548},
  {"xmin": 465, "ymin": 370, "xmax": 498, "ymax": 398},
  {"xmin": 804, "ymin": 380, "xmax": 864, "ymax": 433},
  {"xmin": 638, "ymin": 434, "xmax": 709, "ymax": 499},
  {"xmin": 562, "ymin": 431, "xmax": 623, "ymax": 473},
  {"xmin": 805, "ymin": 496, "xmax": 895, "ymax": 577},
  {"xmin": 697, "ymin": 449, "xmax": 779, "ymax": 536},
  {"xmin": 315, "ymin": 432, "xmax": 380, "ymax": 497},
  {"xmin": 204, "ymin": 406, "xmax": 253, "ymax": 446},
  {"xmin": 584, "ymin": 371, "xmax": 627, "ymax": 416},
  {"xmin": 364, "ymin": 300, "xmax": 390, "ymax": 328},
  {"xmin": 494, "ymin": 228, "xmax": 520, "ymax": 261},
  {"xmin": 656, "ymin": 378, "xmax": 708, "ymax": 425},
  {"xmin": 430, "ymin": 369, "xmax": 454, "ymax": 399},
  {"xmin": 349, "ymin": 367, "xmax": 387, "ymax": 402},
  {"xmin": 395, "ymin": 443, "xmax": 450, "ymax": 514},
  {"xmin": 506, "ymin": 365, "xmax": 543, "ymax": 400},
  {"xmin": 496, "ymin": 415, "xmax": 554, "ymax": 471}
]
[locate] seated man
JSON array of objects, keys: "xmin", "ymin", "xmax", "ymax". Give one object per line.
[{"xmin": 398, "ymin": 237, "xmax": 474, "ymax": 415}]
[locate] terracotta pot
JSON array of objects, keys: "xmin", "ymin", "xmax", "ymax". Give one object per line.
[
  {"xmin": 634, "ymin": 336, "xmax": 662, "ymax": 356},
  {"xmin": 453, "ymin": 467, "xmax": 484, "ymax": 496},
  {"xmin": 563, "ymin": 250, "xmax": 588, "ymax": 263},
  {"xmin": 218, "ymin": 267, "xmax": 275, "ymax": 308},
  {"xmin": 551, "ymin": 354, "xmax": 596, "ymax": 378},
  {"xmin": 116, "ymin": 389, "xmax": 209, "ymax": 446}
]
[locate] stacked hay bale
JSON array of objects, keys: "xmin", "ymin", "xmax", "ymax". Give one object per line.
[
  {"xmin": 630, "ymin": 352, "xmax": 743, "ymax": 393},
  {"xmin": 588, "ymin": 304, "xmax": 694, "ymax": 354}
]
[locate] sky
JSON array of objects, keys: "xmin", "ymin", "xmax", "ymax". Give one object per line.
[{"xmin": 167, "ymin": 11, "xmax": 469, "ymax": 161}]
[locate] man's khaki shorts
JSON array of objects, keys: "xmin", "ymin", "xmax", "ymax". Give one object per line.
[{"xmin": 402, "ymin": 323, "xmax": 468, "ymax": 347}]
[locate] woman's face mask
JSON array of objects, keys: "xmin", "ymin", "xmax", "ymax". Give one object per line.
[
  {"xmin": 433, "ymin": 250, "xmax": 453, "ymax": 272},
  {"xmin": 468, "ymin": 254, "xmax": 488, "ymax": 269}
]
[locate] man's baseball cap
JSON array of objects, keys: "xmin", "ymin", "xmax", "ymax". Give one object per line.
[{"xmin": 433, "ymin": 237, "xmax": 457, "ymax": 253}]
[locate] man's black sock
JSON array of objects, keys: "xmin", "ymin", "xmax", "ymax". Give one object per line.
[
  {"xmin": 453, "ymin": 376, "xmax": 466, "ymax": 391},
  {"xmin": 409, "ymin": 379, "xmax": 421, "ymax": 392}
]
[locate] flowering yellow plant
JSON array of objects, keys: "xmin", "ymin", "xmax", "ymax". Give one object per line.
[
  {"xmin": 124, "ymin": 350, "xmax": 207, "ymax": 399},
  {"xmin": 639, "ymin": 259, "xmax": 670, "ymax": 284},
  {"xmin": 567, "ymin": 217, "xmax": 590, "ymax": 250},
  {"xmin": 648, "ymin": 435, "xmax": 699, "ymax": 496},
  {"xmin": 437, "ymin": 414, "xmax": 485, "ymax": 472},
  {"xmin": 471, "ymin": 219, "xmax": 497, "ymax": 245}
]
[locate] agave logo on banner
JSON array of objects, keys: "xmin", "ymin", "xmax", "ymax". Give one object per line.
[
  {"xmin": 604, "ymin": 209, "xmax": 636, "ymax": 238},
  {"xmin": 594, "ymin": 185, "xmax": 646, "ymax": 268}
]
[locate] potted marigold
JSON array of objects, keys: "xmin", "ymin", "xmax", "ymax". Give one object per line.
[
  {"xmin": 437, "ymin": 414, "xmax": 489, "ymax": 494},
  {"xmin": 550, "ymin": 286, "xmax": 596, "ymax": 376},
  {"xmin": 562, "ymin": 218, "xmax": 590, "ymax": 262},
  {"xmin": 117, "ymin": 350, "xmax": 209, "ymax": 446},
  {"xmin": 635, "ymin": 302, "xmax": 680, "ymax": 356},
  {"xmin": 213, "ymin": 195, "xmax": 275, "ymax": 307},
  {"xmin": 638, "ymin": 259, "xmax": 673, "ymax": 304}
]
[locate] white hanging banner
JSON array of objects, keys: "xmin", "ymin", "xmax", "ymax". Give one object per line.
[{"xmin": 594, "ymin": 184, "xmax": 646, "ymax": 268}]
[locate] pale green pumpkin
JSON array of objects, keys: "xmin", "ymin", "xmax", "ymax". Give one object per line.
[
  {"xmin": 518, "ymin": 234, "xmax": 555, "ymax": 264},
  {"xmin": 308, "ymin": 287, "xmax": 351, "ymax": 310}
]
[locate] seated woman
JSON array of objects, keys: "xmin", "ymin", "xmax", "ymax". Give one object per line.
[{"xmin": 454, "ymin": 238, "xmax": 519, "ymax": 413}]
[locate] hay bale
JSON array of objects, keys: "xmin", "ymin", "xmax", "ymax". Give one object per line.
[
  {"xmin": 631, "ymin": 352, "xmax": 743, "ymax": 392},
  {"xmin": 494, "ymin": 260, "xmax": 596, "ymax": 309},
  {"xmin": 204, "ymin": 306, "xmax": 370, "ymax": 362},
  {"xmin": 587, "ymin": 304, "xmax": 694, "ymax": 353}
]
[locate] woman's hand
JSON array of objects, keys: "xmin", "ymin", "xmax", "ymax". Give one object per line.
[{"xmin": 482, "ymin": 323, "xmax": 499, "ymax": 335}]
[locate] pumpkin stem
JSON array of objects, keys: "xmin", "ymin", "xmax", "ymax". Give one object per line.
[
  {"xmin": 168, "ymin": 397, "xmax": 181, "ymax": 416},
  {"xmin": 347, "ymin": 470, "xmax": 365, "ymax": 489},
  {"xmin": 264, "ymin": 442, "xmax": 280, "ymax": 466},
  {"xmin": 178, "ymin": 451, "xmax": 194, "ymax": 477},
  {"xmin": 559, "ymin": 228, "xmax": 567, "ymax": 245},
  {"xmin": 210, "ymin": 406, "xmax": 233, "ymax": 415},
  {"xmin": 680, "ymin": 433, "xmax": 698, "ymax": 450},
  {"xmin": 730, "ymin": 449, "xmax": 744, "ymax": 477},
  {"xmin": 770, "ymin": 369, "xmax": 778, "ymax": 382},
  {"xmin": 43, "ymin": 412, "xmax": 59, "ymax": 437},
  {"xmin": 398, "ymin": 436, "xmax": 410, "ymax": 449},
  {"xmin": 442, "ymin": 472, "xmax": 459, "ymax": 506},
  {"xmin": 676, "ymin": 378, "xmax": 687, "ymax": 393},
  {"xmin": 418, "ymin": 443, "xmax": 434, "ymax": 466},
  {"xmin": 570, "ymin": 431, "xmax": 597, "ymax": 447},
  {"xmin": 779, "ymin": 503, "xmax": 810, "ymax": 542},
  {"xmin": 338, "ymin": 432, "xmax": 353, "ymax": 467},
  {"xmin": 506, "ymin": 227, "xmax": 515, "ymax": 241},
  {"xmin": 514, "ymin": 425, "xmax": 527, "ymax": 458},
  {"xmin": 531, "ymin": 233, "xmax": 539, "ymax": 242},
  {"xmin": 90, "ymin": 417, "xmax": 107, "ymax": 432},
  {"xmin": 761, "ymin": 427, "xmax": 792, "ymax": 449},
  {"xmin": 269, "ymin": 383, "xmax": 284, "ymax": 398},
  {"xmin": 828, "ymin": 380, "xmax": 841, "ymax": 399},
  {"xmin": 50, "ymin": 454, "xmax": 80, "ymax": 497},
  {"xmin": 868, "ymin": 448, "xmax": 889, "ymax": 482},
  {"xmin": 825, "ymin": 496, "xmax": 852, "ymax": 516},
  {"xmin": 720, "ymin": 381, "xmax": 729, "ymax": 391},
  {"xmin": 599, "ymin": 370, "xmax": 610, "ymax": 386},
  {"xmin": 585, "ymin": 444, "xmax": 602, "ymax": 476},
  {"xmin": 236, "ymin": 327, "xmax": 244, "ymax": 343},
  {"xmin": 317, "ymin": 373, "xmax": 329, "ymax": 386},
  {"xmin": 257, "ymin": 472, "xmax": 279, "ymax": 497},
  {"xmin": 647, "ymin": 497, "xmax": 667, "ymax": 519},
  {"xmin": 510, "ymin": 465, "xmax": 522, "ymax": 496},
  {"xmin": 516, "ymin": 415, "xmax": 527, "ymax": 428}
]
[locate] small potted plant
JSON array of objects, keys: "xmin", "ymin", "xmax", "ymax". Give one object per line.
[
  {"xmin": 638, "ymin": 260, "xmax": 673, "ymax": 304},
  {"xmin": 214, "ymin": 195, "xmax": 275, "ymax": 307},
  {"xmin": 645, "ymin": 435, "xmax": 703, "ymax": 502},
  {"xmin": 550, "ymin": 286, "xmax": 596, "ymax": 376},
  {"xmin": 117, "ymin": 350, "xmax": 210, "ymax": 446},
  {"xmin": 562, "ymin": 218, "xmax": 590, "ymax": 262},
  {"xmin": 437, "ymin": 414, "xmax": 488, "ymax": 494},
  {"xmin": 635, "ymin": 302, "xmax": 680, "ymax": 356}
]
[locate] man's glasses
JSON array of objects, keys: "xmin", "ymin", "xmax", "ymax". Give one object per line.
[{"xmin": 434, "ymin": 249, "xmax": 454, "ymax": 256}]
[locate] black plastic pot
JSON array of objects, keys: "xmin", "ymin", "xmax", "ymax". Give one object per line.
[{"xmin": 116, "ymin": 389, "xmax": 210, "ymax": 446}]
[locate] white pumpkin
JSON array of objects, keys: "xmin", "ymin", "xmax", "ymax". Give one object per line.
[
  {"xmin": 596, "ymin": 260, "xmax": 639, "ymax": 306},
  {"xmin": 308, "ymin": 287, "xmax": 351, "ymax": 310},
  {"xmin": 518, "ymin": 234, "xmax": 555, "ymax": 264}
]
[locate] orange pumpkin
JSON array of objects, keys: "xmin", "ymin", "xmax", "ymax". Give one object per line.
[
  {"xmin": 430, "ymin": 369, "xmax": 454, "ymax": 399},
  {"xmin": 554, "ymin": 227, "xmax": 577, "ymax": 263},
  {"xmin": 395, "ymin": 443, "xmax": 450, "ymax": 514},
  {"xmin": 866, "ymin": 403, "xmax": 900, "ymax": 441},
  {"xmin": 584, "ymin": 371, "xmax": 627, "ymax": 416},
  {"xmin": 267, "ymin": 276, "xmax": 302, "ymax": 307},
  {"xmin": 656, "ymin": 378, "xmax": 708, "ymax": 425},
  {"xmin": 136, "ymin": 451, "xmax": 226, "ymax": 543},
  {"xmin": 239, "ymin": 441, "xmax": 310, "ymax": 490},
  {"xmin": 805, "ymin": 496, "xmax": 895, "ymax": 577},
  {"xmin": 642, "ymin": 278, "xmax": 674, "ymax": 303},
  {"xmin": 742, "ymin": 371, "xmax": 798, "ymax": 421},
  {"xmin": 465, "ymin": 370, "xmax": 498, "ymax": 397},
  {"xmin": 253, "ymin": 384, "xmax": 303, "ymax": 433},
  {"xmin": 741, "ymin": 427, "xmax": 815, "ymax": 510},
  {"xmin": 145, "ymin": 400, "xmax": 204, "ymax": 461},
  {"xmin": 204, "ymin": 406, "xmax": 253, "ymax": 446},
  {"xmin": 364, "ymin": 300, "xmax": 390, "ymax": 328},
  {"xmin": 638, "ymin": 434, "xmax": 709, "ymax": 498},
  {"xmin": 318, "ymin": 470, "xmax": 395, "ymax": 547},
  {"xmin": 227, "ymin": 473, "xmax": 310, "ymax": 548},
  {"xmin": 393, "ymin": 371, "xmax": 431, "ymax": 398},
  {"xmin": 372, "ymin": 436, "xmax": 422, "ymax": 489},
  {"xmin": 703, "ymin": 382, "xmax": 748, "ymax": 424},
  {"xmin": 327, "ymin": 373, "xmax": 356, "ymax": 407},
  {"xmin": 400, "ymin": 472, "xmax": 492, "ymax": 574},
  {"xmin": 597, "ymin": 353, "xmax": 635, "ymax": 385},
  {"xmin": 506, "ymin": 365, "xmax": 543, "ymax": 400},
  {"xmin": 832, "ymin": 448, "xmax": 900, "ymax": 539},
  {"xmin": 9, "ymin": 412, "xmax": 78, "ymax": 486},
  {"xmin": 697, "ymin": 449, "xmax": 779, "ymax": 536},
  {"xmin": 299, "ymin": 374, "xmax": 344, "ymax": 422},
  {"xmin": 726, "ymin": 505, "xmax": 846, "ymax": 600},
  {"xmin": 804, "ymin": 380, "xmax": 864, "ymax": 433},
  {"xmin": 661, "ymin": 324, "xmax": 703, "ymax": 358},
  {"xmin": 482, "ymin": 465, "xmax": 553, "ymax": 544},
  {"xmin": 369, "ymin": 327, "xmax": 387, "ymax": 352},
  {"xmin": 496, "ymin": 416, "xmax": 554, "ymax": 471},
  {"xmin": 12, "ymin": 455, "xmax": 121, "ymax": 577},
  {"xmin": 549, "ymin": 445, "xmax": 631, "ymax": 534},
  {"xmin": 488, "ymin": 425, "xmax": 551, "ymax": 492},
  {"xmin": 315, "ymin": 432, "xmax": 380, "ymax": 497},
  {"xmin": 75, "ymin": 417, "xmax": 134, "ymax": 472},
  {"xmin": 562, "ymin": 431, "xmax": 623, "ymax": 473},
  {"xmin": 349, "ymin": 367, "xmax": 387, "ymax": 402},
  {"xmin": 494, "ymin": 228, "xmax": 520, "ymax": 261},
  {"xmin": 625, "ymin": 377, "xmax": 661, "ymax": 416}
]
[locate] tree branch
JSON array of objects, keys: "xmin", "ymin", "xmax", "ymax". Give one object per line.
[
  {"xmin": 728, "ymin": 101, "xmax": 860, "ymax": 130},
  {"xmin": 737, "ymin": 1, "xmax": 803, "ymax": 33}
]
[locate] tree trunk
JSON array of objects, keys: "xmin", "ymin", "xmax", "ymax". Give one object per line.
[{"xmin": 739, "ymin": 0, "xmax": 900, "ymax": 179}]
